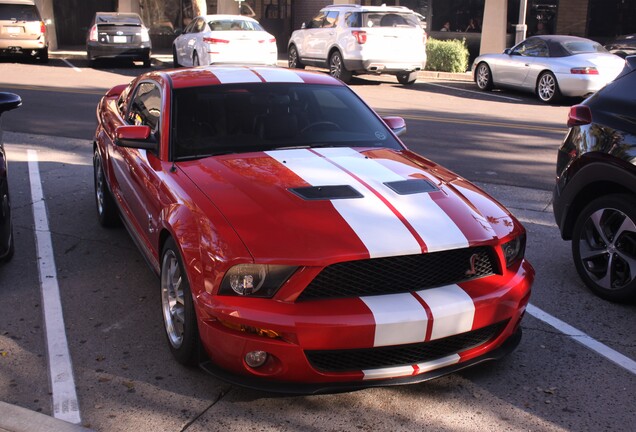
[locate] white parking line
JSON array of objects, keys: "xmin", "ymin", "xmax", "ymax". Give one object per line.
[
  {"xmin": 61, "ymin": 58, "xmax": 82, "ymax": 72},
  {"xmin": 527, "ymin": 304, "xmax": 636, "ymax": 375},
  {"xmin": 27, "ymin": 149, "xmax": 82, "ymax": 424},
  {"xmin": 424, "ymin": 82, "xmax": 523, "ymax": 102}
]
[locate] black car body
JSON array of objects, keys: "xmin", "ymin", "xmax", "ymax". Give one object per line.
[
  {"xmin": 86, "ymin": 12, "xmax": 151, "ymax": 67},
  {"xmin": 0, "ymin": 92, "xmax": 21, "ymax": 262},
  {"xmin": 604, "ymin": 34, "xmax": 636, "ymax": 58},
  {"xmin": 553, "ymin": 56, "xmax": 636, "ymax": 302}
]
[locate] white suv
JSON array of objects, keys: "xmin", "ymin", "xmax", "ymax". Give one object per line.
[{"xmin": 288, "ymin": 4, "xmax": 426, "ymax": 85}]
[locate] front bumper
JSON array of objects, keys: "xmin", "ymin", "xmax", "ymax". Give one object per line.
[{"xmin": 195, "ymin": 259, "xmax": 533, "ymax": 390}]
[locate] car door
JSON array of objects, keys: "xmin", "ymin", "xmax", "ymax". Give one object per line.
[
  {"xmin": 180, "ymin": 17, "xmax": 206, "ymax": 66},
  {"xmin": 497, "ymin": 39, "xmax": 549, "ymax": 88},
  {"xmin": 297, "ymin": 11, "xmax": 329, "ymax": 62},
  {"xmin": 111, "ymin": 81, "xmax": 163, "ymax": 253}
]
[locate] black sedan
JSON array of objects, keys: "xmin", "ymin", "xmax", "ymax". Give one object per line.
[
  {"xmin": 86, "ymin": 12, "xmax": 152, "ymax": 67},
  {"xmin": 0, "ymin": 92, "xmax": 21, "ymax": 262},
  {"xmin": 553, "ymin": 56, "xmax": 636, "ymax": 302},
  {"xmin": 604, "ymin": 34, "xmax": 636, "ymax": 58}
]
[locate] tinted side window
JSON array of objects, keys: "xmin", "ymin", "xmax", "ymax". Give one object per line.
[
  {"xmin": 127, "ymin": 82, "xmax": 162, "ymax": 133},
  {"xmin": 345, "ymin": 12, "xmax": 361, "ymax": 28},
  {"xmin": 307, "ymin": 12, "xmax": 326, "ymax": 29},
  {"xmin": 514, "ymin": 39, "xmax": 548, "ymax": 57},
  {"xmin": 323, "ymin": 11, "xmax": 339, "ymax": 28}
]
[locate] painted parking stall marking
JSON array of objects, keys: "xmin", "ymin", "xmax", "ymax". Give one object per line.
[{"xmin": 27, "ymin": 149, "xmax": 81, "ymax": 424}]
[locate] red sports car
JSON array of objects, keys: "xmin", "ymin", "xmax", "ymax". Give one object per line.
[{"xmin": 93, "ymin": 66, "xmax": 534, "ymax": 393}]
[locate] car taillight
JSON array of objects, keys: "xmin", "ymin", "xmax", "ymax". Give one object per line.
[
  {"xmin": 141, "ymin": 27, "xmax": 150, "ymax": 42},
  {"xmin": 567, "ymin": 104, "xmax": 592, "ymax": 127},
  {"xmin": 570, "ymin": 67, "xmax": 599, "ymax": 75},
  {"xmin": 352, "ymin": 30, "xmax": 367, "ymax": 44},
  {"xmin": 258, "ymin": 38, "xmax": 276, "ymax": 44},
  {"xmin": 89, "ymin": 25, "xmax": 98, "ymax": 42},
  {"xmin": 40, "ymin": 21, "xmax": 46, "ymax": 34},
  {"xmin": 203, "ymin": 38, "xmax": 229, "ymax": 44}
]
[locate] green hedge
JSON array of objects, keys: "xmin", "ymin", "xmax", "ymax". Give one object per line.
[{"xmin": 425, "ymin": 38, "xmax": 469, "ymax": 73}]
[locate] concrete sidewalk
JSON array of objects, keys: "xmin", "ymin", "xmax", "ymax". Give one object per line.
[{"xmin": 0, "ymin": 402, "xmax": 93, "ymax": 432}]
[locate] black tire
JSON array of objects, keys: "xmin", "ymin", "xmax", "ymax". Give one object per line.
[
  {"xmin": 142, "ymin": 54, "xmax": 151, "ymax": 68},
  {"xmin": 572, "ymin": 194, "xmax": 636, "ymax": 302},
  {"xmin": 37, "ymin": 47, "xmax": 48, "ymax": 64},
  {"xmin": 172, "ymin": 46, "xmax": 180, "ymax": 67},
  {"xmin": 536, "ymin": 71, "xmax": 561, "ymax": 103},
  {"xmin": 93, "ymin": 150, "xmax": 119, "ymax": 227},
  {"xmin": 397, "ymin": 71, "xmax": 417, "ymax": 85},
  {"xmin": 288, "ymin": 44, "xmax": 304, "ymax": 69},
  {"xmin": 161, "ymin": 237, "xmax": 199, "ymax": 365},
  {"xmin": 193, "ymin": 51, "xmax": 200, "ymax": 66},
  {"xmin": 0, "ymin": 229, "xmax": 14, "ymax": 263},
  {"xmin": 475, "ymin": 62, "xmax": 493, "ymax": 90},
  {"xmin": 329, "ymin": 50, "xmax": 352, "ymax": 83}
]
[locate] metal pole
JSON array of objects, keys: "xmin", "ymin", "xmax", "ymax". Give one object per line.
[{"xmin": 516, "ymin": 0, "xmax": 528, "ymax": 45}]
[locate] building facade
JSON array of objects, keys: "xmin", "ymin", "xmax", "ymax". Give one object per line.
[{"xmin": 36, "ymin": 0, "xmax": 636, "ymax": 53}]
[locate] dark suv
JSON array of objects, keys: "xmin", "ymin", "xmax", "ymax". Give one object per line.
[{"xmin": 553, "ymin": 56, "xmax": 636, "ymax": 302}]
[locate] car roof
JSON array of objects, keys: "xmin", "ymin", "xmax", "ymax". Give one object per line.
[
  {"xmin": 160, "ymin": 66, "xmax": 345, "ymax": 89},
  {"xmin": 323, "ymin": 4, "xmax": 414, "ymax": 13},
  {"xmin": 199, "ymin": 14, "xmax": 259, "ymax": 22},
  {"xmin": 523, "ymin": 35, "xmax": 602, "ymax": 57}
]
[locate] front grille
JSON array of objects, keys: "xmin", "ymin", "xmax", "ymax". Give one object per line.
[
  {"xmin": 305, "ymin": 320, "xmax": 508, "ymax": 373},
  {"xmin": 297, "ymin": 246, "xmax": 498, "ymax": 301}
]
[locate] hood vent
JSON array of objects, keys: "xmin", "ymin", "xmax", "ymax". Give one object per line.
[
  {"xmin": 384, "ymin": 179, "xmax": 439, "ymax": 195},
  {"xmin": 289, "ymin": 185, "xmax": 363, "ymax": 201}
]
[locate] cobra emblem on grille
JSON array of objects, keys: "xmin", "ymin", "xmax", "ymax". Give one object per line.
[{"xmin": 465, "ymin": 253, "xmax": 478, "ymax": 276}]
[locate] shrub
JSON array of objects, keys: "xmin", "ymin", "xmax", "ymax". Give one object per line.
[{"xmin": 425, "ymin": 38, "xmax": 469, "ymax": 73}]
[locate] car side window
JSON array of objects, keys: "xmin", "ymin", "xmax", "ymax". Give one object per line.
[
  {"xmin": 345, "ymin": 12, "xmax": 361, "ymax": 28},
  {"xmin": 194, "ymin": 18, "xmax": 206, "ymax": 33},
  {"xmin": 323, "ymin": 11, "xmax": 339, "ymax": 28},
  {"xmin": 127, "ymin": 82, "xmax": 162, "ymax": 134},
  {"xmin": 514, "ymin": 39, "xmax": 549, "ymax": 57},
  {"xmin": 307, "ymin": 12, "xmax": 326, "ymax": 29},
  {"xmin": 183, "ymin": 20, "xmax": 195, "ymax": 34}
]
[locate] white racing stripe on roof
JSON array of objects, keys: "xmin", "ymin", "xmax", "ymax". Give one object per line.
[
  {"xmin": 314, "ymin": 148, "xmax": 469, "ymax": 252},
  {"xmin": 361, "ymin": 293, "xmax": 429, "ymax": 347},
  {"xmin": 253, "ymin": 67, "xmax": 305, "ymax": 82},
  {"xmin": 266, "ymin": 148, "xmax": 422, "ymax": 258},
  {"xmin": 212, "ymin": 68, "xmax": 262, "ymax": 83},
  {"xmin": 415, "ymin": 285, "xmax": 475, "ymax": 340}
]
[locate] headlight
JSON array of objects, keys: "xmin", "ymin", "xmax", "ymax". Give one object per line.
[
  {"xmin": 219, "ymin": 264, "xmax": 297, "ymax": 297},
  {"xmin": 501, "ymin": 233, "xmax": 525, "ymax": 268}
]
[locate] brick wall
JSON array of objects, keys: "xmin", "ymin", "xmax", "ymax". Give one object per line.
[{"xmin": 555, "ymin": 0, "xmax": 589, "ymax": 37}]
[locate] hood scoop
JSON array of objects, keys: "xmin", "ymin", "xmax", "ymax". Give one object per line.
[
  {"xmin": 384, "ymin": 179, "xmax": 439, "ymax": 195},
  {"xmin": 289, "ymin": 185, "xmax": 363, "ymax": 201}
]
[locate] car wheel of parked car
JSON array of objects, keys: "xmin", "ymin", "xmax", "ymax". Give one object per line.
[
  {"xmin": 537, "ymin": 71, "xmax": 561, "ymax": 103},
  {"xmin": 288, "ymin": 45, "xmax": 304, "ymax": 69},
  {"xmin": 93, "ymin": 150, "xmax": 119, "ymax": 227},
  {"xmin": 161, "ymin": 238, "xmax": 199, "ymax": 365},
  {"xmin": 142, "ymin": 54, "xmax": 151, "ymax": 68},
  {"xmin": 475, "ymin": 62, "xmax": 494, "ymax": 91},
  {"xmin": 572, "ymin": 194, "xmax": 636, "ymax": 302},
  {"xmin": 0, "ymin": 231, "xmax": 14, "ymax": 263},
  {"xmin": 193, "ymin": 52, "xmax": 200, "ymax": 66},
  {"xmin": 37, "ymin": 48, "xmax": 48, "ymax": 64},
  {"xmin": 329, "ymin": 50, "xmax": 352, "ymax": 83},
  {"xmin": 172, "ymin": 47, "xmax": 180, "ymax": 67},
  {"xmin": 396, "ymin": 71, "xmax": 417, "ymax": 85}
]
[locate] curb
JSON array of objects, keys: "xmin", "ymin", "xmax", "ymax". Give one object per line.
[{"xmin": 0, "ymin": 402, "xmax": 94, "ymax": 432}]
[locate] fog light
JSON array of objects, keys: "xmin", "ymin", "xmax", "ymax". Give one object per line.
[{"xmin": 245, "ymin": 351, "xmax": 268, "ymax": 368}]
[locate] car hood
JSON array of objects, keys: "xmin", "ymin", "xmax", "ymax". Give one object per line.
[{"xmin": 178, "ymin": 147, "xmax": 518, "ymax": 264}]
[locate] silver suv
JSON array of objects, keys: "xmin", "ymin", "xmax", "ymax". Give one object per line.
[
  {"xmin": 0, "ymin": 0, "xmax": 48, "ymax": 63},
  {"xmin": 288, "ymin": 4, "xmax": 426, "ymax": 85}
]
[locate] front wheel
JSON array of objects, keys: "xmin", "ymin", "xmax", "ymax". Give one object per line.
[
  {"xmin": 536, "ymin": 71, "xmax": 561, "ymax": 103},
  {"xmin": 93, "ymin": 150, "xmax": 119, "ymax": 227},
  {"xmin": 172, "ymin": 46, "xmax": 180, "ymax": 67},
  {"xmin": 193, "ymin": 51, "xmax": 200, "ymax": 66},
  {"xmin": 161, "ymin": 238, "xmax": 199, "ymax": 365},
  {"xmin": 572, "ymin": 194, "xmax": 636, "ymax": 302},
  {"xmin": 288, "ymin": 45, "xmax": 304, "ymax": 69},
  {"xmin": 329, "ymin": 51, "xmax": 352, "ymax": 83},
  {"xmin": 475, "ymin": 62, "xmax": 493, "ymax": 90}
]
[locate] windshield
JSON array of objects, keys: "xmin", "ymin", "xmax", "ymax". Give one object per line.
[{"xmin": 171, "ymin": 83, "xmax": 402, "ymax": 160}]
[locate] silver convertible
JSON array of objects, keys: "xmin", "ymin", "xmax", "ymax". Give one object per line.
[{"xmin": 472, "ymin": 35, "xmax": 625, "ymax": 103}]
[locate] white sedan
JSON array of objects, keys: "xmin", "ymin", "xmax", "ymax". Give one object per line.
[
  {"xmin": 172, "ymin": 15, "xmax": 277, "ymax": 67},
  {"xmin": 472, "ymin": 35, "xmax": 625, "ymax": 103}
]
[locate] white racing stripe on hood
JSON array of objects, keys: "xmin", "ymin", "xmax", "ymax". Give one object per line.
[
  {"xmin": 253, "ymin": 67, "xmax": 305, "ymax": 82},
  {"xmin": 266, "ymin": 148, "xmax": 422, "ymax": 258},
  {"xmin": 361, "ymin": 293, "xmax": 429, "ymax": 347},
  {"xmin": 415, "ymin": 285, "xmax": 475, "ymax": 340},
  {"xmin": 314, "ymin": 148, "xmax": 469, "ymax": 252},
  {"xmin": 213, "ymin": 68, "xmax": 262, "ymax": 83}
]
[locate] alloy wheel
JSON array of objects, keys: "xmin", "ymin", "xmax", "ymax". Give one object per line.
[{"xmin": 161, "ymin": 249, "xmax": 185, "ymax": 349}]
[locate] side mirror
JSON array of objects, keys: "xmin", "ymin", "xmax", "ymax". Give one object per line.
[
  {"xmin": 0, "ymin": 93, "xmax": 22, "ymax": 116},
  {"xmin": 503, "ymin": 48, "xmax": 512, "ymax": 55},
  {"xmin": 301, "ymin": 22, "xmax": 306, "ymax": 29},
  {"xmin": 382, "ymin": 116, "xmax": 406, "ymax": 137},
  {"xmin": 115, "ymin": 125, "xmax": 157, "ymax": 151}
]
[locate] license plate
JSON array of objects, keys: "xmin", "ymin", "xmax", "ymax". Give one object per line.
[
  {"xmin": 6, "ymin": 26, "xmax": 21, "ymax": 34},
  {"xmin": 113, "ymin": 35, "xmax": 127, "ymax": 43}
]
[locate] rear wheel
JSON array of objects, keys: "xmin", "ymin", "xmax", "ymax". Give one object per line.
[
  {"xmin": 475, "ymin": 62, "xmax": 493, "ymax": 90},
  {"xmin": 142, "ymin": 54, "xmax": 151, "ymax": 68},
  {"xmin": 37, "ymin": 47, "xmax": 48, "ymax": 64},
  {"xmin": 329, "ymin": 50, "xmax": 352, "ymax": 83},
  {"xmin": 572, "ymin": 194, "xmax": 636, "ymax": 302},
  {"xmin": 161, "ymin": 238, "xmax": 199, "ymax": 365},
  {"xmin": 537, "ymin": 71, "xmax": 561, "ymax": 103},
  {"xmin": 193, "ymin": 51, "xmax": 200, "ymax": 66},
  {"xmin": 288, "ymin": 45, "xmax": 304, "ymax": 69},
  {"xmin": 0, "ymin": 230, "xmax": 14, "ymax": 262},
  {"xmin": 397, "ymin": 71, "xmax": 417, "ymax": 85}
]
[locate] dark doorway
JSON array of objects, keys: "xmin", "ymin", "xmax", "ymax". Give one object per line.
[
  {"xmin": 53, "ymin": 0, "xmax": 116, "ymax": 46},
  {"xmin": 589, "ymin": 0, "xmax": 636, "ymax": 40}
]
